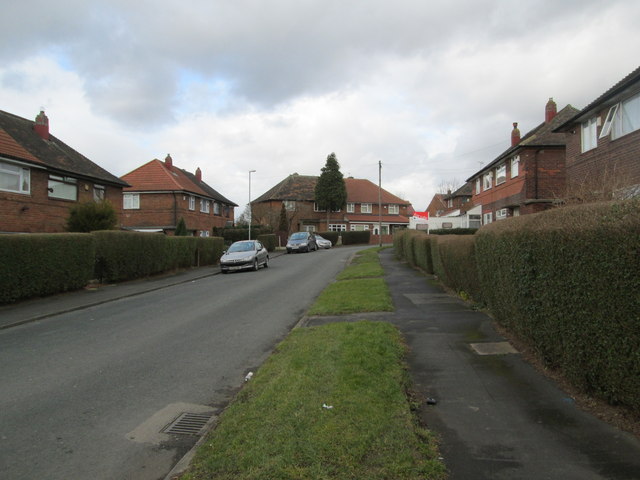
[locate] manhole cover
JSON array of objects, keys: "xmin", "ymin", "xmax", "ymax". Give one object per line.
[
  {"xmin": 162, "ymin": 412, "xmax": 214, "ymax": 436},
  {"xmin": 470, "ymin": 342, "xmax": 518, "ymax": 355}
]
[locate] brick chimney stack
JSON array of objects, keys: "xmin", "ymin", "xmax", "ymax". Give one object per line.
[
  {"xmin": 545, "ymin": 97, "xmax": 557, "ymax": 123},
  {"xmin": 511, "ymin": 122, "xmax": 521, "ymax": 146},
  {"xmin": 34, "ymin": 110, "xmax": 49, "ymax": 140},
  {"xmin": 195, "ymin": 167, "xmax": 202, "ymax": 182},
  {"xmin": 165, "ymin": 154, "xmax": 173, "ymax": 169}
]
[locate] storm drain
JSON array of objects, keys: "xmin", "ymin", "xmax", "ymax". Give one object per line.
[{"xmin": 162, "ymin": 412, "xmax": 214, "ymax": 436}]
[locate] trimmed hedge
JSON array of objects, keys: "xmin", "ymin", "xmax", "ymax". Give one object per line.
[
  {"xmin": 341, "ymin": 231, "xmax": 371, "ymax": 245},
  {"xmin": 431, "ymin": 235, "xmax": 482, "ymax": 302},
  {"xmin": 475, "ymin": 200, "xmax": 640, "ymax": 411},
  {"xmin": 428, "ymin": 228, "xmax": 477, "ymax": 235},
  {"xmin": 214, "ymin": 226, "xmax": 273, "ymax": 245},
  {"xmin": 0, "ymin": 233, "xmax": 95, "ymax": 303},
  {"xmin": 317, "ymin": 231, "xmax": 340, "ymax": 246},
  {"xmin": 257, "ymin": 234, "xmax": 277, "ymax": 252}
]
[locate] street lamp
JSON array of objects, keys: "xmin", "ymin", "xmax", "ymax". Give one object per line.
[{"xmin": 248, "ymin": 170, "xmax": 256, "ymax": 240}]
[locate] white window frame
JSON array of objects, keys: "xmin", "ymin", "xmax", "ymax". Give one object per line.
[
  {"xmin": 483, "ymin": 172, "xmax": 493, "ymax": 191},
  {"xmin": 329, "ymin": 224, "xmax": 346, "ymax": 231},
  {"xmin": 483, "ymin": 212, "xmax": 493, "ymax": 225},
  {"xmin": 213, "ymin": 202, "xmax": 220, "ymax": 215},
  {"xmin": 313, "ymin": 202, "xmax": 326, "ymax": 212},
  {"xmin": 48, "ymin": 175, "xmax": 77, "ymax": 201},
  {"xmin": 93, "ymin": 184, "xmax": 105, "ymax": 202},
  {"xmin": 600, "ymin": 104, "xmax": 618, "ymax": 138},
  {"xmin": 303, "ymin": 225, "xmax": 316, "ymax": 232},
  {"xmin": 351, "ymin": 224, "xmax": 370, "ymax": 231},
  {"xmin": 612, "ymin": 91, "xmax": 640, "ymax": 140},
  {"xmin": 388, "ymin": 204, "xmax": 399, "ymax": 214},
  {"xmin": 189, "ymin": 195, "xmax": 195, "ymax": 211},
  {"xmin": 475, "ymin": 178, "xmax": 481, "ymax": 194},
  {"xmin": 581, "ymin": 116, "xmax": 598, "ymax": 152},
  {"xmin": 496, "ymin": 208, "xmax": 508, "ymax": 220},
  {"xmin": 361, "ymin": 203, "xmax": 372, "ymax": 213},
  {"xmin": 511, "ymin": 155, "xmax": 520, "ymax": 178},
  {"xmin": 0, "ymin": 160, "xmax": 30, "ymax": 194},
  {"xmin": 200, "ymin": 198, "xmax": 210, "ymax": 213},
  {"xmin": 346, "ymin": 202, "xmax": 355, "ymax": 213},
  {"xmin": 284, "ymin": 200, "xmax": 296, "ymax": 211},
  {"xmin": 496, "ymin": 163, "xmax": 506, "ymax": 185},
  {"xmin": 123, "ymin": 193, "xmax": 140, "ymax": 210}
]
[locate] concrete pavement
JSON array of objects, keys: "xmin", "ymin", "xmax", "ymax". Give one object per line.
[{"xmin": 304, "ymin": 248, "xmax": 640, "ymax": 479}]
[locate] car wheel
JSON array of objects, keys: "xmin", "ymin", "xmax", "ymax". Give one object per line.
[
  {"xmin": 253, "ymin": 259, "xmax": 259, "ymax": 271},
  {"xmin": 221, "ymin": 269, "xmax": 228, "ymax": 274},
  {"xmin": 263, "ymin": 256, "xmax": 269, "ymax": 268}
]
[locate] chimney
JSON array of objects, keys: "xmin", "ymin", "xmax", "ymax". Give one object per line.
[
  {"xmin": 511, "ymin": 122, "xmax": 521, "ymax": 146},
  {"xmin": 545, "ymin": 97, "xmax": 557, "ymax": 123},
  {"xmin": 34, "ymin": 110, "xmax": 49, "ymax": 140},
  {"xmin": 195, "ymin": 167, "xmax": 202, "ymax": 182},
  {"xmin": 165, "ymin": 154, "xmax": 173, "ymax": 169}
]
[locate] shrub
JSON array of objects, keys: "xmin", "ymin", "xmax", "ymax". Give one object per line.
[
  {"xmin": 428, "ymin": 228, "xmax": 477, "ymax": 235},
  {"xmin": 393, "ymin": 230, "xmax": 407, "ymax": 259},
  {"xmin": 432, "ymin": 235, "xmax": 482, "ymax": 302},
  {"xmin": 175, "ymin": 217, "xmax": 188, "ymax": 236},
  {"xmin": 318, "ymin": 231, "xmax": 340, "ymax": 246},
  {"xmin": 341, "ymin": 231, "xmax": 371, "ymax": 245},
  {"xmin": 66, "ymin": 201, "xmax": 117, "ymax": 232},
  {"xmin": 413, "ymin": 234, "xmax": 433, "ymax": 274},
  {"xmin": 0, "ymin": 233, "xmax": 95, "ymax": 303},
  {"xmin": 257, "ymin": 234, "xmax": 277, "ymax": 252}
]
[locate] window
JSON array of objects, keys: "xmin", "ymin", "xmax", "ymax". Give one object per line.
[
  {"xmin": 581, "ymin": 116, "xmax": 598, "ymax": 152},
  {"xmin": 496, "ymin": 163, "xmax": 506, "ymax": 185},
  {"xmin": 475, "ymin": 178, "xmax": 481, "ymax": 194},
  {"xmin": 388, "ymin": 204, "xmax": 399, "ymax": 214},
  {"xmin": 284, "ymin": 200, "xmax": 296, "ymax": 211},
  {"xmin": 446, "ymin": 198, "xmax": 453, "ymax": 208},
  {"xmin": 361, "ymin": 203, "xmax": 372, "ymax": 213},
  {"xmin": 123, "ymin": 193, "xmax": 140, "ymax": 209},
  {"xmin": 496, "ymin": 208, "xmax": 508, "ymax": 220},
  {"xmin": 0, "ymin": 160, "xmax": 30, "ymax": 194},
  {"xmin": 351, "ymin": 224, "xmax": 370, "ymax": 231},
  {"xmin": 200, "ymin": 199, "xmax": 210, "ymax": 213},
  {"xmin": 329, "ymin": 224, "xmax": 346, "ymax": 231},
  {"xmin": 313, "ymin": 202, "xmax": 325, "ymax": 212},
  {"xmin": 483, "ymin": 212, "xmax": 493, "ymax": 225},
  {"xmin": 468, "ymin": 214, "xmax": 481, "ymax": 229},
  {"xmin": 347, "ymin": 202, "xmax": 355, "ymax": 213},
  {"xmin": 600, "ymin": 104, "xmax": 618, "ymax": 138},
  {"xmin": 189, "ymin": 196, "xmax": 195, "ymax": 210},
  {"xmin": 483, "ymin": 172, "xmax": 493, "ymax": 191},
  {"xmin": 199, "ymin": 230, "xmax": 210, "ymax": 237},
  {"xmin": 511, "ymin": 155, "xmax": 520, "ymax": 178},
  {"xmin": 213, "ymin": 202, "xmax": 220, "ymax": 215},
  {"xmin": 612, "ymin": 91, "xmax": 640, "ymax": 139},
  {"xmin": 303, "ymin": 225, "xmax": 316, "ymax": 232},
  {"xmin": 93, "ymin": 184, "xmax": 105, "ymax": 201},
  {"xmin": 48, "ymin": 175, "xmax": 77, "ymax": 201}
]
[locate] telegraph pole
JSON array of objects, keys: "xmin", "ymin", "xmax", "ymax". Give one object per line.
[{"xmin": 378, "ymin": 160, "xmax": 382, "ymax": 247}]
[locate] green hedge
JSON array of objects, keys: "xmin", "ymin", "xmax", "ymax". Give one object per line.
[
  {"xmin": 393, "ymin": 230, "xmax": 406, "ymax": 259},
  {"xmin": 341, "ymin": 231, "xmax": 371, "ymax": 245},
  {"xmin": 257, "ymin": 234, "xmax": 277, "ymax": 252},
  {"xmin": 475, "ymin": 200, "xmax": 640, "ymax": 411},
  {"xmin": 413, "ymin": 234, "xmax": 433, "ymax": 274},
  {"xmin": 214, "ymin": 226, "xmax": 273, "ymax": 245},
  {"xmin": 431, "ymin": 235, "xmax": 482, "ymax": 302},
  {"xmin": 318, "ymin": 231, "xmax": 340, "ymax": 246},
  {"xmin": 0, "ymin": 233, "xmax": 95, "ymax": 303},
  {"xmin": 428, "ymin": 228, "xmax": 478, "ymax": 235}
]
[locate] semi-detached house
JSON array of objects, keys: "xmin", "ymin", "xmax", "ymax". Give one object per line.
[
  {"xmin": 467, "ymin": 99, "xmax": 579, "ymax": 224},
  {"xmin": 120, "ymin": 154, "xmax": 237, "ymax": 236},
  {"xmin": 0, "ymin": 109, "xmax": 128, "ymax": 233}
]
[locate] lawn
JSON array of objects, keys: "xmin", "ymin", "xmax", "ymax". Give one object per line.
[{"xmin": 181, "ymin": 322, "xmax": 447, "ymax": 480}]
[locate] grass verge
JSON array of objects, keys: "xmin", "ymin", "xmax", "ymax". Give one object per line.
[{"xmin": 181, "ymin": 322, "xmax": 447, "ymax": 480}]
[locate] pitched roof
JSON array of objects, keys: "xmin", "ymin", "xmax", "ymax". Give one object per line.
[
  {"xmin": 466, "ymin": 104, "xmax": 580, "ymax": 181},
  {"xmin": 443, "ymin": 182, "xmax": 473, "ymax": 200},
  {"xmin": 0, "ymin": 110, "xmax": 128, "ymax": 187},
  {"xmin": 121, "ymin": 158, "xmax": 237, "ymax": 205},
  {"xmin": 554, "ymin": 65, "xmax": 640, "ymax": 130},
  {"xmin": 253, "ymin": 173, "xmax": 411, "ymax": 205}
]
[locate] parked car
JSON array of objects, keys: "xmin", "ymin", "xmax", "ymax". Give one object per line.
[
  {"xmin": 315, "ymin": 235, "xmax": 332, "ymax": 249},
  {"xmin": 286, "ymin": 232, "xmax": 318, "ymax": 253},
  {"xmin": 220, "ymin": 240, "xmax": 269, "ymax": 273}
]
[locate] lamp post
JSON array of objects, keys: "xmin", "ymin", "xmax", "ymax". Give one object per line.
[{"xmin": 248, "ymin": 170, "xmax": 256, "ymax": 240}]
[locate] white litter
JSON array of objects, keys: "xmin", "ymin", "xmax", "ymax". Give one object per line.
[
  {"xmin": 244, "ymin": 372, "xmax": 253, "ymax": 382},
  {"xmin": 322, "ymin": 403, "xmax": 333, "ymax": 409}
]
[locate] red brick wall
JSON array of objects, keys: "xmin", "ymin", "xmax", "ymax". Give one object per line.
[{"xmin": 0, "ymin": 169, "xmax": 123, "ymax": 233}]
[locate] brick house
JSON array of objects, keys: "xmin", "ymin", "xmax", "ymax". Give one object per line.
[
  {"xmin": 418, "ymin": 183, "xmax": 480, "ymax": 230},
  {"xmin": 251, "ymin": 173, "xmax": 413, "ymax": 242},
  {"xmin": 553, "ymin": 65, "xmax": 640, "ymax": 201},
  {"xmin": 0, "ymin": 109, "xmax": 129, "ymax": 233},
  {"xmin": 120, "ymin": 154, "xmax": 237, "ymax": 236},
  {"xmin": 467, "ymin": 99, "xmax": 579, "ymax": 224}
]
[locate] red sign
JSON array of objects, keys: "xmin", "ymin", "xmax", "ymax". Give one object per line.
[{"xmin": 413, "ymin": 211, "xmax": 429, "ymax": 220}]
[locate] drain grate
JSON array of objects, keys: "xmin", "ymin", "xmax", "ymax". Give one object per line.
[{"xmin": 162, "ymin": 412, "xmax": 214, "ymax": 436}]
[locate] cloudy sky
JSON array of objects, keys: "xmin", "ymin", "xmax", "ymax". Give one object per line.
[{"xmin": 1, "ymin": 0, "xmax": 638, "ymax": 214}]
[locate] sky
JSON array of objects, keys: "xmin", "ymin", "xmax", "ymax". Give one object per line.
[{"xmin": 1, "ymin": 0, "xmax": 638, "ymax": 215}]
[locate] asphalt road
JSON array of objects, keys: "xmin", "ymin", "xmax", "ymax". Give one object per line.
[{"xmin": 0, "ymin": 246, "xmax": 362, "ymax": 480}]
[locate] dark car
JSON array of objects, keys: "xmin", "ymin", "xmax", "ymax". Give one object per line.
[
  {"xmin": 286, "ymin": 232, "xmax": 318, "ymax": 253},
  {"xmin": 220, "ymin": 240, "xmax": 269, "ymax": 273}
]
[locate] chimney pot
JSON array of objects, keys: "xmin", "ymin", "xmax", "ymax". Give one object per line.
[
  {"xmin": 511, "ymin": 122, "xmax": 521, "ymax": 147},
  {"xmin": 34, "ymin": 110, "xmax": 50, "ymax": 140},
  {"xmin": 195, "ymin": 167, "xmax": 202, "ymax": 182},
  {"xmin": 545, "ymin": 97, "xmax": 557, "ymax": 123},
  {"xmin": 165, "ymin": 154, "xmax": 173, "ymax": 169}
]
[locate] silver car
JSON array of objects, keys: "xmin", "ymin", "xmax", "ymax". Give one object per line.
[
  {"xmin": 315, "ymin": 235, "xmax": 332, "ymax": 249},
  {"xmin": 220, "ymin": 240, "xmax": 269, "ymax": 273}
]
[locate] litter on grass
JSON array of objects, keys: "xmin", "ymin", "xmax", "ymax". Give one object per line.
[{"xmin": 322, "ymin": 404, "xmax": 333, "ymax": 409}]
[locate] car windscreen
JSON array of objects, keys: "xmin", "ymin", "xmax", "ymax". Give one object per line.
[
  {"xmin": 290, "ymin": 233, "xmax": 307, "ymax": 240},
  {"xmin": 228, "ymin": 242, "xmax": 254, "ymax": 253}
]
